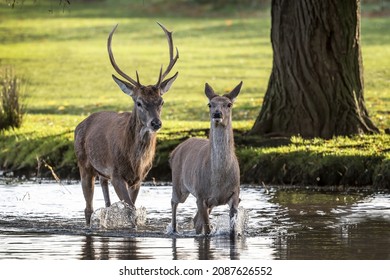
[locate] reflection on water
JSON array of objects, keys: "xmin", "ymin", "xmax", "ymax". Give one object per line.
[
  {"xmin": 272, "ymin": 191, "xmax": 390, "ymax": 259},
  {"xmin": 0, "ymin": 182, "xmax": 389, "ymax": 260}
]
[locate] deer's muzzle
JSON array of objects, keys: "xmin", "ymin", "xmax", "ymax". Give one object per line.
[
  {"xmin": 212, "ymin": 111, "xmax": 222, "ymax": 119},
  {"xmin": 212, "ymin": 111, "xmax": 223, "ymax": 124},
  {"xmin": 151, "ymin": 119, "xmax": 162, "ymax": 131}
]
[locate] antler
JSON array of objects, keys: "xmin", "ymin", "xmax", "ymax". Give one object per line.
[
  {"xmin": 107, "ymin": 24, "xmax": 140, "ymax": 87},
  {"xmin": 156, "ymin": 22, "xmax": 179, "ymax": 87},
  {"xmin": 107, "ymin": 23, "xmax": 178, "ymax": 88}
]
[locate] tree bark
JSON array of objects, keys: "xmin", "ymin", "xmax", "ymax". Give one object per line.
[{"xmin": 250, "ymin": 0, "xmax": 379, "ymax": 139}]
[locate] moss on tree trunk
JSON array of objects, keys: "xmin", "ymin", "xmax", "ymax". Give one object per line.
[{"xmin": 250, "ymin": 0, "xmax": 379, "ymax": 138}]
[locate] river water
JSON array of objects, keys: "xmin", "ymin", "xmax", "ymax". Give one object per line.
[{"xmin": 0, "ymin": 182, "xmax": 389, "ymax": 260}]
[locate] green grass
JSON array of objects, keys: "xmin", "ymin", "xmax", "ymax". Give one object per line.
[
  {"xmin": 0, "ymin": 2, "xmax": 271, "ymax": 122},
  {"xmin": 0, "ymin": 0, "xmax": 389, "ymax": 188}
]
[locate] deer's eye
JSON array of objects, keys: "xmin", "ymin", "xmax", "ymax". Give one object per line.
[
  {"xmin": 227, "ymin": 103, "xmax": 233, "ymax": 108},
  {"xmin": 207, "ymin": 103, "xmax": 211, "ymax": 108},
  {"xmin": 136, "ymin": 101, "xmax": 142, "ymax": 108}
]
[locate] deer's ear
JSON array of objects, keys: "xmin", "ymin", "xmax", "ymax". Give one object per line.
[
  {"xmin": 224, "ymin": 81, "xmax": 243, "ymax": 102},
  {"xmin": 205, "ymin": 83, "xmax": 217, "ymax": 100},
  {"xmin": 160, "ymin": 72, "xmax": 178, "ymax": 95},
  {"xmin": 112, "ymin": 75, "xmax": 134, "ymax": 96}
]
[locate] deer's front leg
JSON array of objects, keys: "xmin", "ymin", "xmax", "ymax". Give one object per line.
[
  {"xmin": 171, "ymin": 200, "xmax": 179, "ymax": 233},
  {"xmin": 229, "ymin": 193, "xmax": 240, "ymax": 238},
  {"xmin": 111, "ymin": 176, "xmax": 135, "ymax": 208},
  {"xmin": 195, "ymin": 200, "xmax": 211, "ymax": 235},
  {"xmin": 128, "ymin": 183, "xmax": 141, "ymax": 206}
]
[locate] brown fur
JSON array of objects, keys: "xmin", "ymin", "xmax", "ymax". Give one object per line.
[
  {"xmin": 170, "ymin": 82, "xmax": 243, "ymax": 237},
  {"xmin": 74, "ymin": 89, "xmax": 161, "ymax": 225},
  {"xmin": 74, "ymin": 23, "xmax": 178, "ymax": 226}
]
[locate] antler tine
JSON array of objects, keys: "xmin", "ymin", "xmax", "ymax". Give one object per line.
[
  {"xmin": 136, "ymin": 71, "xmax": 140, "ymax": 85},
  {"xmin": 107, "ymin": 24, "xmax": 139, "ymax": 87},
  {"xmin": 156, "ymin": 22, "xmax": 179, "ymax": 85},
  {"xmin": 156, "ymin": 66, "xmax": 163, "ymax": 88}
]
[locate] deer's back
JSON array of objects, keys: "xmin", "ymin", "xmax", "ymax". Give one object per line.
[{"xmin": 170, "ymin": 137, "xmax": 209, "ymax": 167}]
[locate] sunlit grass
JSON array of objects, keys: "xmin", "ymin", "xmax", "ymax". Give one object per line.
[{"xmin": 0, "ymin": 15, "xmax": 271, "ymax": 122}]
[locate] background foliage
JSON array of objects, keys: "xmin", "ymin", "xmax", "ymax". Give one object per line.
[{"xmin": 0, "ymin": 0, "xmax": 389, "ymax": 187}]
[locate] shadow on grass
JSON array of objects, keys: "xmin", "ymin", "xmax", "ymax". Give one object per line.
[{"xmin": 239, "ymin": 149, "xmax": 388, "ymax": 189}]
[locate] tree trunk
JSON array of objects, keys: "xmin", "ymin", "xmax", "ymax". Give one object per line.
[{"xmin": 250, "ymin": 0, "xmax": 379, "ymax": 139}]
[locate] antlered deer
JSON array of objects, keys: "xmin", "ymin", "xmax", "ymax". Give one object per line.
[
  {"xmin": 74, "ymin": 23, "xmax": 179, "ymax": 226},
  {"xmin": 170, "ymin": 81, "xmax": 243, "ymax": 237}
]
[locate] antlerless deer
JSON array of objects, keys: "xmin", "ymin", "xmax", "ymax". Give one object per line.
[
  {"xmin": 170, "ymin": 82, "xmax": 243, "ymax": 237},
  {"xmin": 74, "ymin": 23, "xmax": 179, "ymax": 226}
]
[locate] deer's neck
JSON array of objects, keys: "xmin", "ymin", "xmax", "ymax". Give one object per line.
[
  {"xmin": 124, "ymin": 111, "xmax": 157, "ymax": 163},
  {"xmin": 209, "ymin": 119, "xmax": 235, "ymax": 175}
]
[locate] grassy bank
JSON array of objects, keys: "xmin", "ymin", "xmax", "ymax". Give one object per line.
[{"xmin": 0, "ymin": 1, "xmax": 389, "ymax": 189}]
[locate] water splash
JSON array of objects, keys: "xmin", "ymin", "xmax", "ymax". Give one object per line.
[
  {"xmin": 136, "ymin": 206, "xmax": 147, "ymax": 226},
  {"xmin": 165, "ymin": 206, "xmax": 249, "ymax": 237},
  {"xmin": 90, "ymin": 201, "xmax": 146, "ymax": 230},
  {"xmin": 211, "ymin": 206, "xmax": 248, "ymax": 237},
  {"xmin": 165, "ymin": 223, "xmax": 175, "ymax": 235}
]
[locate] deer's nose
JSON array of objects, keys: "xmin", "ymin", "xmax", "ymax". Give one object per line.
[
  {"xmin": 151, "ymin": 119, "xmax": 162, "ymax": 130},
  {"xmin": 212, "ymin": 111, "xmax": 222, "ymax": 119}
]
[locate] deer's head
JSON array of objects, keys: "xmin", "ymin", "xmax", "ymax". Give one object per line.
[
  {"xmin": 108, "ymin": 22, "xmax": 179, "ymax": 133},
  {"xmin": 205, "ymin": 82, "xmax": 243, "ymax": 127}
]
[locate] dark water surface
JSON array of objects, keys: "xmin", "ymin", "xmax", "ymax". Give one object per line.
[{"xmin": 0, "ymin": 182, "xmax": 389, "ymax": 260}]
